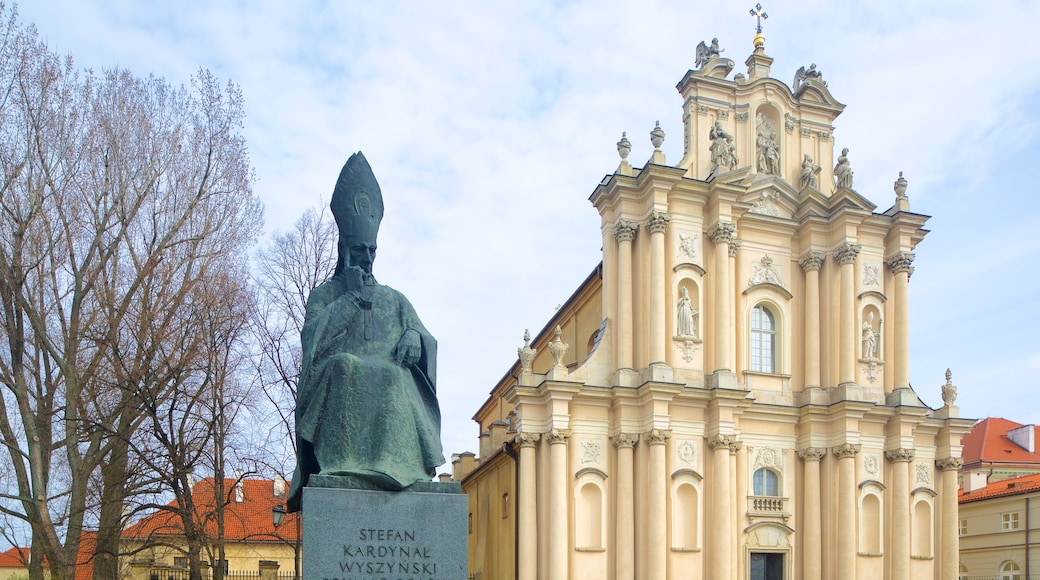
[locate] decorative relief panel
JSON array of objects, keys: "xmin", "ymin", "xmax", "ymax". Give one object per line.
[
  {"xmin": 749, "ymin": 255, "xmax": 784, "ymax": 288},
  {"xmin": 863, "ymin": 453, "xmax": 880, "ymax": 477},
  {"xmin": 749, "ymin": 191, "xmax": 781, "ymax": 216},
  {"xmin": 581, "ymin": 440, "xmax": 602, "ymax": 465},
  {"xmin": 752, "ymin": 446, "xmax": 783, "ymax": 472},
  {"xmin": 915, "ymin": 462, "xmax": 931, "ymax": 485},
  {"xmin": 677, "ymin": 232, "xmax": 699, "ymax": 261},
  {"xmin": 863, "ymin": 263, "xmax": 881, "ymax": 287},
  {"xmin": 676, "ymin": 440, "xmax": 698, "ymax": 469}
]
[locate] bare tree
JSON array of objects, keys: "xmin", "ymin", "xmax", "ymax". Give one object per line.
[{"xmin": 0, "ymin": 7, "xmax": 262, "ymax": 579}]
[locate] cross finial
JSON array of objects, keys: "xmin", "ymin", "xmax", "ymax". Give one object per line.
[{"xmin": 750, "ymin": 3, "xmax": 768, "ymax": 33}]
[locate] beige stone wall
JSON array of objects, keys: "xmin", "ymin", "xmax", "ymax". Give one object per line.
[{"xmin": 959, "ymin": 492, "xmax": 1040, "ymax": 578}]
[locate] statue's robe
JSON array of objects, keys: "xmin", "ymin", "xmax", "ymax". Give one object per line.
[{"xmin": 287, "ymin": 275, "xmax": 442, "ymax": 510}]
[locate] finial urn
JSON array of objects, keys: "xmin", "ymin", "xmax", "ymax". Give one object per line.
[
  {"xmin": 617, "ymin": 132, "xmax": 632, "ymax": 161},
  {"xmin": 650, "ymin": 121, "xmax": 665, "ymax": 150}
]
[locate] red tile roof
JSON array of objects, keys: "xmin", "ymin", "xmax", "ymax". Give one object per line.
[
  {"xmin": 0, "ymin": 546, "xmax": 28, "ymax": 568},
  {"xmin": 960, "ymin": 472, "xmax": 1040, "ymax": 503},
  {"xmin": 0, "ymin": 532, "xmax": 96, "ymax": 580},
  {"xmin": 123, "ymin": 478, "xmax": 299, "ymax": 544},
  {"xmin": 961, "ymin": 417, "xmax": 1040, "ymax": 467}
]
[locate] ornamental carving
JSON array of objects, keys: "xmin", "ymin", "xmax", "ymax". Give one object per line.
[
  {"xmin": 833, "ymin": 242, "xmax": 861, "ymax": 266},
  {"xmin": 517, "ymin": 329, "xmax": 536, "ymax": 374},
  {"xmin": 613, "ymin": 219, "xmax": 638, "ymax": 244},
  {"xmin": 797, "ymin": 447, "xmax": 826, "ymax": 462},
  {"xmin": 718, "ymin": 108, "xmax": 730, "ymax": 120},
  {"xmin": 885, "ymin": 448, "xmax": 915, "ymax": 463},
  {"xmin": 548, "ymin": 325, "xmax": 568, "ymax": 368},
  {"xmin": 749, "ymin": 255, "xmax": 784, "ymax": 288},
  {"xmin": 728, "ymin": 238, "xmax": 742, "ymax": 258},
  {"xmin": 749, "ymin": 191, "xmax": 781, "ymax": 216},
  {"xmin": 581, "ymin": 440, "xmax": 601, "ymax": 464},
  {"xmin": 735, "ymin": 112, "xmax": 749, "ymax": 122},
  {"xmin": 678, "ymin": 232, "xmax": 699, "ymax": 261},
  {"xmin": 915, "ymin": 462, "xmax": 931, "ymax": 484},
  {"xmin": 886, "ymin": 251, "xmax": 915, "ymax": 275},
  {"xmin": 645, "ymin": 211, "xmax": 670, "ymax": 234},
  {"xmin": 708, "ymin": 434, "xmax": 737, "ymax": 451},
  {"xmin": 800, "ymin": 127, "xmax": 812, "ymax": 137},
  {"xmin": 818, "ymin": 131, "xmax": 831, "ymax": 141},
  {"xmin": 707, "ymin": 221, "xmax": 736, "ymax": 245},
  {"xmin": 516, "ymin": 431, "xmax": 541, "ymax": 448},
  {"xmin": 799, "ymin": 251, "xmax": 825, "ymax": 272},
  {"xmin": 696, "ymin": 104, "xmax": 710, "ymax": 116},
  {"xmin": 646, "ymin": 429, "xmax": 672, "ymax": 445},
  {"xmin": 548, "ymin": 429, "xmax": 571, "ymax": 445},
  {"xmin": 863, "ymin": 454, "xmax": 880, "ymax": 476},
  {"xmin": 677, "ymin": 440, "xmax": 697, "ymax": 467},
  {"xmin": 941, "ymin": 368, "xmax": 957, "ymax": 406},
  {"xmin": 935, "ymin": 457, "xmax": 963, "ymax": 471},
  {"xmin": 863, "ymin": 263, "xmax": 881, "ymax": 287},
  {"xmin": 612, "ymin": 432, "xmax": 639, "ymax": 449},
  {"xmin": 832, "ymin": 443, "xmax": 861, "ymax": 459},
  {"xmin": 753, "ymin": 447, "xmax": 783, "ymax": 471}
]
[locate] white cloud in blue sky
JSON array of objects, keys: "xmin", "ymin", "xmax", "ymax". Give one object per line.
[{"xmin": 21, "ymin": 0, "xmax": 1040, "ymax": 466}]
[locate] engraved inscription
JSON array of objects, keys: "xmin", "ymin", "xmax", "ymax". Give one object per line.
[{"xmin": 329, "ymin": 528, "xmax": 441, "ymax": 579}]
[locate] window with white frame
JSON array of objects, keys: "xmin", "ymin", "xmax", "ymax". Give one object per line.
[
  {"xmin": 750, "ymin": 305, "xmax": 776, "ymax": 373},
  {"xmin": 1000, "ymin": 560, "xmax": 1022, "ymax": 580},
  {"xmin": 752, "ymin": 468, "xmax": 779, "ymax": 496},
  {"xmin": 958, "ymin": 518, "xmax": 967, "ymax": 536},
  {"xmin": 1002, "ymin": 512, "xmax": 1020, "ymax": 531}
]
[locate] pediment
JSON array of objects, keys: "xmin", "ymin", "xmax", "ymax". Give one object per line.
[
  {"xmin": 793, "ymin": 79, "xmax": 843, "ymax": 107},
  {"xmin": 698, "ymin": 57, "xmax": 735, "ymax": 79}
]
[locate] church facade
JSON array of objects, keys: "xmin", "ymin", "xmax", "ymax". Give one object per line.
[{"xmin": 458, "ymin": 32, "xmax": 973, "ymax": 580}]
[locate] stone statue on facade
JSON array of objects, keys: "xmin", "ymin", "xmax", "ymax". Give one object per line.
[
  {"xmin": 709, "ymin": 121, "xmax": 738, "ymax": 172},
  {"xmin": 799, "ymin": 154, "xmax": 821, "ymax": 189},
  {"xmin": 676, "ymin": 287, "xmax": 698, "ymax": 338},
  {"xmin": 695, "ymin": 38, "xmax": 724, "ymax": 69},
  {"xmin": 792, "ymin": 63, "xmax": 824, "ymax": 94},
  {"xmin": 288, "ymin": 152, "xmax": 443, "ymax": 511},
  {"xmin": 861, "ymin": 312, "xmax": 879, "ymax": 360},
  {"xmin": 834, "ymin": 147, "xmax": 854, "ymax": 190},
  {"xmin": 755, "ymin": 113, "xmax": 780, "ymax": 175}
]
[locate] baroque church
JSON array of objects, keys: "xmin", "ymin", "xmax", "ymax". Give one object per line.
[{"xmin": 456, "ymin": 25, "xmax": 974, "ymax": 580}]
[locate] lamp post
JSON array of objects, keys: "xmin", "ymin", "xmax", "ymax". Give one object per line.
[{"xmin": 272, "ymin": 504, "xmax": 300, "ymax": 579}]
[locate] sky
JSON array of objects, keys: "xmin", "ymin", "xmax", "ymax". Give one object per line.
[{"xmin": 18, "ymin": 0, "xmax": 1040, "ymax": 472}]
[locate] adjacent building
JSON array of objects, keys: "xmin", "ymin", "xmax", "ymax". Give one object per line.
[{"xmin": 457, "ymin": 29, "xmax": 973, "ymax": 580}]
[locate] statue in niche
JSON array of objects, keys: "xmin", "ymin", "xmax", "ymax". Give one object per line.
[
  {"xmin": 695, "ymin": 37, "xmax": 724, "ymax": 69},
  {"xmin": 676, "ymin": 287, "xmax": 698, "ymax": 338},
  {"xmin": 755, "ymin": 113, "xmax": 780, "ymax": 175},
  {"xmin": 288, "ymin": 152, "xmax": 443, "ymax": 511},
  {"xmin": 799, "ymin": 154, "xmax": 821, "ymax": 189},
  {"xmin": 709, "ymin": 121, "xmax": 738, "ymax": 171},
  {"xmin": 834, "ymin": 147, "xmax": 854, "ymax": 189},
  {"xmin": 861, "ymin": 312, "xmax": 879, "ymax": 360}
]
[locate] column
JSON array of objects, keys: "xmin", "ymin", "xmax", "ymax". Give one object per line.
[
  {"xmin": 708, "ymin": 434, "xmax": 735, "ymax": 579},
  {"xmin": 646, "ymin": 211, "xmax": 670, "ymax": 365},
  {"xmin": 798, "ymin": 447, "xmax": 826, "ymax": 580},
  {"xmin": 728, "ymin": 239, "xmax": 742, "ymax": 373},
  {"xmin": 517, "ymin": 432, "xmax": 541, "ymax": 580},
  {"xmin": 833, "ymin": 443, "xmax": 860, "ymax": 579},
  {"xmin": 936, "ymin": 457, "xmax": 964, "ymax": 580},
  {"xmin": 886, "ymin": 252, "xmax": 914, "ymax": 389},
  {"xmin": 647, "ymin": 429, "xmax": 671, "ymax": 579},
  {"xmin": 886, "ymin": 448, "xmax": 915, "ymax": 580},
  {"xmin": 708, "ymin": 221, "xmax": 736, "ymax": 373},
  {"xmin": 548, "ymin": 429, "xmax": 571, "ymax": 579},
  {"xmin": 612, "ymin": 433, "xmax": 639, "ymax": 580},
  {"xmin": 614, "ymin": 220, "xmax": 638, "ymax": 371},
  {"xmin": 799, "ymin": 252, "xmax": 825, "ymax": 389},
  {"xmin": 833, "ymin": 243, "xmax": 860, "ymax": 385}
]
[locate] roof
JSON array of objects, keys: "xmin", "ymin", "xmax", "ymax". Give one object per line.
[
  {"xmin": 960, "ymin": 472, "xmax": 1040, "ymax": 504},
  {"xmin": 0, "ymin": 532, "xmax": 96, "ymax": 580},
  {"xmin": 123, "ymin": 477, "xmax": 299, "ymax": 544},
  {"xmin": 0, "ymin": 547, "xmax": 28, "ymax": 568},
  {"xmin": 961, "ymin": 417, "xmax": 1040, "ymax": 467}
]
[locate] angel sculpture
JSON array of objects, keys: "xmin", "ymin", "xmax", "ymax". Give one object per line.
[
  {"xmin": 695, "ymin": 38, "xmax": 724, "ymax": 69},
  {"xmin": 792, "ymin": 63, "xmax": 825, "ymax": 94}
]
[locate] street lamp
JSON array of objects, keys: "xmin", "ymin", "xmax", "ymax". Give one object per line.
[
  {"xmin": 271, "ymin": 504, "xmax": 286, "ymax": 528},
  {"xmin": 271, "ymin": 503, "xmax": 300, "ymax": 579}
]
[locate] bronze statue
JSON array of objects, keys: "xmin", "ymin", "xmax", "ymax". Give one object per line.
[{"xmin": 288, "ymin": 152, "xmax": 443, "ymax": 511}]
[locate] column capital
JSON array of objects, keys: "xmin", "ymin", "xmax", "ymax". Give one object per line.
[
  {"xmin": 798, "ymin": 447, "xmax": 826, "ymax": 462},
  {"xmin": 799, "ymin": 250, "xmax": 826, "ymax": 271},
  {"xmin": 707, "ymin": 220, "xmax": 736, "ymax": 245},
  {"xmin": 728, "ymin": 238, "xmax": 742, "ymax": 258},
  {"xmin": 708, "ymin": 433, "xmax": 736, "ymax": 451},
  {"xmin": 885, "ymin": 251, "xmax": 915, "ymax": 275},
  {"xmin": 645, "ymin": 211, "xmax": 670, "ymax": 234},
  {"xmin": 645, "ymin": 429, "xmax": 672, "ymax": 445},
  {"xmin": 935, "ymin": 457, "xmax": 963, "ymax": 471},
  {"xmin": 885, "ymin": 447, "xmax": 916, "ymax": 463},
  {"xmin": 832, "ymin": 443, "xmax": 861, "ymax": 459},
  {"xmin": 516, "ymin": 431, "xmax": 541, "ymax": 449},
  {"xmin": 547, "ymin": 429, "xmax": 571, "ymax": 445},
  {"xmin": 612, "ymin": 432, "xmax": 639, "ymax": 449},
  {"xmin": 613, "ymin": 219, "xmax": 638, "ymax": 243},
  {"xmin": 832, "ymin": 242, "xmax": 861, "ymax": 266}
]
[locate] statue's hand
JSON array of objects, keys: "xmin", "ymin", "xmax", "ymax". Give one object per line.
[{"xmin": 393, "ymin": 329, "xmax": 421, "ymax": 368}]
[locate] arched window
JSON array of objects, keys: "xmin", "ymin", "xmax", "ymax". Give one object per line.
[
  {"xmin": 1000, "ymin": 561, "xmax": 1022, "ymax": 580},
  {"xmin": 750, "ymin": 305, "xmax": 776, "ymax": 373},
  {"xmin": 753, "ymin": 468, "xmax": 779, "ymax": 496}
]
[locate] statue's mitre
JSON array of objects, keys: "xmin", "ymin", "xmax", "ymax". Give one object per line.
[{"xmin": 331, "ymin": 151, "xmax": 383, "ymax": 242}]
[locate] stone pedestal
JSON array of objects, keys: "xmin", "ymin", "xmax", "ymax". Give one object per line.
[{"xmin": 303, "ymin": 485, "xmax": 467, "ymax": 579}]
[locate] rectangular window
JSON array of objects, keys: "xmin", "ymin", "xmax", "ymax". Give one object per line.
[
  {"xmin": 1002, "ymin": 512, "xmax": 1020, "ymax": 531},
  {"xmin": 173, "ymin": 557, "xmax": 188, "ymax": 568},
  {"xmin": 959, "ymin": 519, "xmax": 967, "ymax": 536}
]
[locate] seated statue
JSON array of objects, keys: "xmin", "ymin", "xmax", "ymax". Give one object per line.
[{"xmin": 288, "ymin": 152, "xmax": 443, "ymax": 511}]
